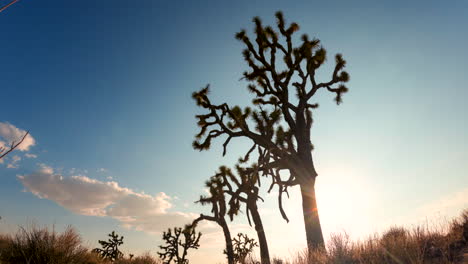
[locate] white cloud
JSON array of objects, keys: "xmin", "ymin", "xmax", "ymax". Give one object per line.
[
  {"xmin": 37, "ymin": 163, "xmax": 54, "ymax": 174},
  {"xmin": 25, "ymin": 153, "xmax": 38, "ymax": 158},
  {"xmin": 6, "ymin": 155, "xmax": 21, "ymax": 169},
  {"xmin": 0, "ymin": 122, "xmax": 35, "ymax": 151},
  {"xmin": 17, "ymin": 165, "xmax": 198, "ymax": 234},
  {"xmin": 97, "ymin": 168, "xmax": 108, "ymax": 173}
]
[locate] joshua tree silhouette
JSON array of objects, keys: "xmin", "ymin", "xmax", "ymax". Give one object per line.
[
  {"xmin": 193, "ymin": 170, "xmax": 235, "ymax": 264},
  {"xmin": 192, "ymin": 11, "xmax": 350, "ymax": 249},
  {"xmin": 216, "ymin": 166, "xmax": 270, "ymax": 264},
  {"xmin": 158, "ymin": 225, "xmax": 201, "ymax": 264},
  {"xmin": 231, "ymin": 233, "xmax": 258, "ymax": 264},
  {"xmin": 193, "ymin": 166, "xmax": 270, "ymax": 264},
  {"xmin": 93, "ymin": 231, "xmax": 124, "ymax": 262},
  {"xmin": 194, "ymin": 165, "xmax": 270, "ymax": 263}
]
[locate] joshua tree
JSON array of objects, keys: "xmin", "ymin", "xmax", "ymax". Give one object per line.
[
  {"xmin": 192, "ymin": 11, "xmax": 350, "ymax": 249},
  {"xmin": 193, "ymin": 171, "xmax": 235, "ymax": 264},
  {"xmin": 158, "ymin": 225, "xmax": 201, "ymax": 264},
  {"xmin": 0, "ymin": 131, "xmax": 29, "ymax": 161},
  {"xmin": 217, "ymin": 165, "xmax": 270, "ymax": 264},
  {"xmin": 195, "ymin": 166, "xmax": 270, "ymax": 263},
  {"xmin": 93, "ymin": 231, "xmax": 124, "ymax": 262},
  {"xmin": 232, "ymin": 233, "xmax": 258, "ymax": 264}
]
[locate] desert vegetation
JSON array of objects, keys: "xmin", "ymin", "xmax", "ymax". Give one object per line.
[
  {"xmin": 0, "ymin": 209, "xmax": 466, "ymax": 263},
  {"xmin": 0, "ymin": 226, "xmax": 161, "ymax": 264}
]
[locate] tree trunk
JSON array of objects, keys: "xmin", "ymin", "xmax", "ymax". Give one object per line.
[
  {"xmin": 295, "ymin": 127, "xmax": 325, "ymax": 250},
  {"xmin": 300, "ymin": 179, "xmax": 324, "ymax": 249},
  {"xmin": 220, "ymin": 220, "xmax": 235, "ymax": 264},
  {"xmin": 249, "ymin": 202, "xmax": 271, "ymax": 264}
]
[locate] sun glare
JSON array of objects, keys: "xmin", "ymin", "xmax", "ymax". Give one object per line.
[{"xmin": 315, "ymin": 165, "xmax": 379, "ymax": 242}]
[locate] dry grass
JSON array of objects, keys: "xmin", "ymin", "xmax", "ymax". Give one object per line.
[
  {"xmin": 280, "ymin": 209, "xmax": 468, "ymax": 264},
  {"xmin": 0, "ymin": 209, "xmax": 466, "ymax": 264},
  {"xmin": 0, "ymin": 225, "xmax": 100, "ymax": 264},
  {"xmin": 0, "ymin": 226, "xmax": 161, "ymax": 264},
  {"xmin": 114, "ymin": 252, "xmax": 162, "ymax": 264}
]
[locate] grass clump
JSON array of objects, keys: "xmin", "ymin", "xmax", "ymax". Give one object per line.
[
  {"xmin": 0, "ymin": 225, "xmax": 101, "ymax": 264},
  {"xmin": 0, "ymin": 225, "xmax": 161, "ymax": 264},
  {"xmin": 284, "ymin": 209, "xmax": 468, "ymax": 264},
  {"xmin": 0, "ymin": 209, "xmax": 466, "ymax": 263}
]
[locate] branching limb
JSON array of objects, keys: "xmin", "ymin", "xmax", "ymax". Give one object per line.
[
  {"xmin": 0, "ymin": 131, "xmax": 29, "ymax": 160},
  {"xmin": 0, "ymin": 0, "xmax": 19, "ymax": 13}
]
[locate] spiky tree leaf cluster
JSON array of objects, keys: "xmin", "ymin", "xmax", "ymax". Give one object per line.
[
  {"xmin": 157, "ymin": 225, "xmax": 201, "ymax": 264},
  {"xmin": 92, "ymin": 231, "xmax": 124, "ymax": 262},
  {"xmin": 192, "ymin": 11, "xmax": 350, "ymax": 248},
  {"xmin": 231, "ymin": 233, "xmax": 258, "ymax": 264}
]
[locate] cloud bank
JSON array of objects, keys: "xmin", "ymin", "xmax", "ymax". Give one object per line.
[{"xmin": 18, "ymin": 164, "xmax": 196, "ymax": 235}]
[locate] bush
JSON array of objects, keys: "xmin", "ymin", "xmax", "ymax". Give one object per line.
[{"xmin": 0, "ymin": 225, "xmax": 101, "ymax": 264}]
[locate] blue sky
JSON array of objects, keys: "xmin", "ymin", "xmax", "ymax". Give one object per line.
[{"xmin": 1, "ymin": 0, "xmax": 467, "ymax": 262}]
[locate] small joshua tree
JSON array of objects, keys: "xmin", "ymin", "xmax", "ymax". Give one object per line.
[
  {"xmin": 217, "ymin": 165, "xmax": 270, "ymax": 264},
  {"xmin": 232, "ymin": 233, "xmax": 258, "ymax": 264},
  {"xmin": 93, "ymin": 231, "xmax": 124, "ymax": 262},
  {"xmin": 158, "ymin": 224, "xmax": 201, "ymax": 264},
  {"xmin": 193, "ymin": 173, "xmax": 235, "ymax": 264},
  {"xmin": 195, "ymin": 165, "xmax": 270, "ymax": 264}
]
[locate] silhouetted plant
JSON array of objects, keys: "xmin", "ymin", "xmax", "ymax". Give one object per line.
[
  {"xmin": 193, "ymin": 171, "xmax": 235, "ymax": 264},
  {"xmin": 231, "ymin": 233, "xmax": 258, "ymax": 264},
  {"xmin": 216, "ymin": 165, "xmax": 270, "ymax": 264},
  {"xmin": 157, "ymin": 225, "xmax": 201, "ymax": 264},
  {"xmin": 0, "ymin": 0, "xmax": 19, "ymax": 14},
  {"xmin": 194, "ymin": 165, "xmax": 270, "ymax": 264},
  {"xmin": 0, "ymin": 131, "xmax": 29, "ymax": 161},
  {"xmin": 0, "ymin": 225, "xmax": 96, "ymax": 264},
  {"xmin": 192, "ymin": 11, "xmax": 351, "ymax": 249},
  {"xmin": 93, "ymin": 231, "xmax": 124, "ymax": 262}
]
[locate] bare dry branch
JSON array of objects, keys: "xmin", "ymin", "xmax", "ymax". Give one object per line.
[{"xmin": 0, "ymin": 131, "xmax": 29, "ymax": 160}]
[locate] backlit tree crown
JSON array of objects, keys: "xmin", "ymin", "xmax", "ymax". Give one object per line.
[{"xmin": 192, "ymin": 11, "xmax": 350, "ymax": 223}]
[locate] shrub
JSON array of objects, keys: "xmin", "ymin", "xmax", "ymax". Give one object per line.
[
  {"xmin": 0, "ymin": 225, "xmax": 100, "ymax": 264},
  {"xmin": 93, "ymin": 231, "xmax": 125, "ymax": 262}
]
